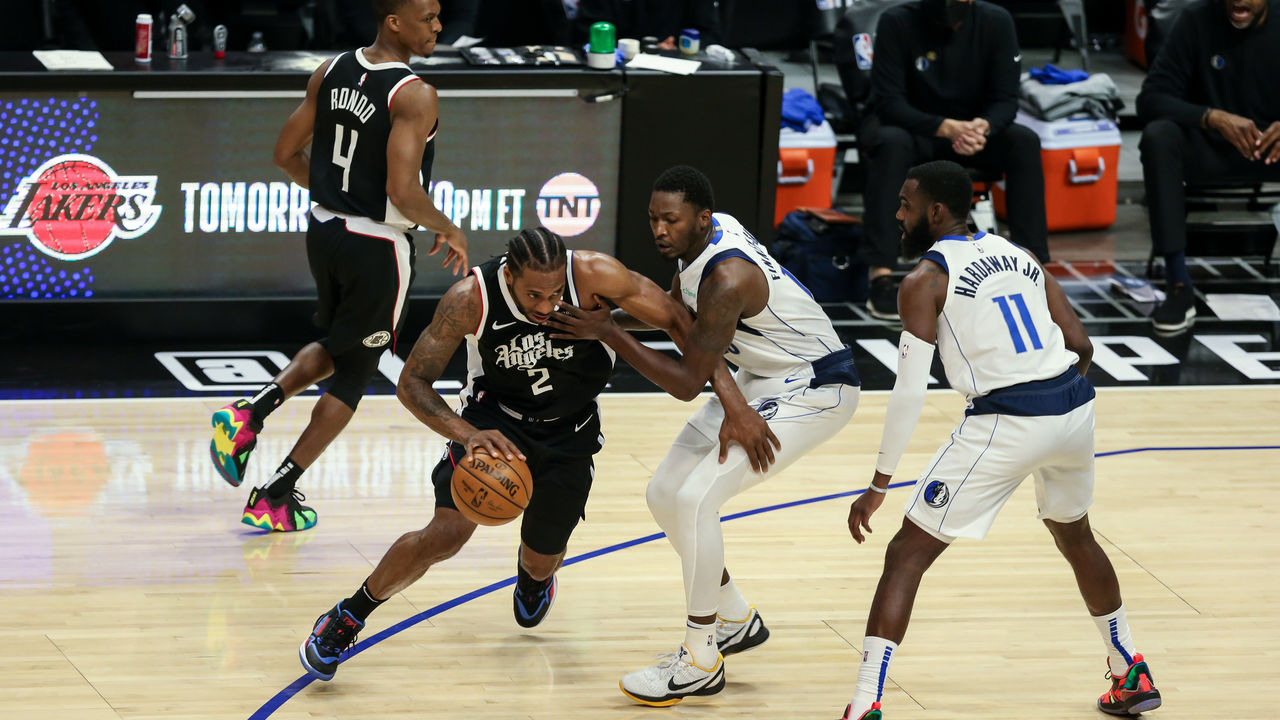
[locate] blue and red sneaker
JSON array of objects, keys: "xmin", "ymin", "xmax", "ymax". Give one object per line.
[
  {"xmin": 299, "ymin": 603, "xmax": 364, "ymax": 681},
  {"xmin": 513, "ymin": 573, "xmax": 558, "ymax": 628},
  {"xmin": 1098, "ymin": 654, "xmax": 1161, "ymax": 715},
  {"xmin": 210, "ymin": 400, "xmax": 260, "ymax": 487}
]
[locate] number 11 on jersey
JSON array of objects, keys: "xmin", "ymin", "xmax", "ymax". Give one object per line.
[{"xmin": 992, "ymin": 293, "xmax": 1043, "ymax": 353}]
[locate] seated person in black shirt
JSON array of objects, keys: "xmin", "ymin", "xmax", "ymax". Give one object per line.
[
  {"xmin": 1136, "ymin": 0, "xmax": 1280, "ymax": 332},
  {"xmin": 573, "ymin": 0, "xmax": 721, "ymax": 49},
  {"xmin": 859, "ymin": 0, "xmax": 1048, "ymax": 321}
]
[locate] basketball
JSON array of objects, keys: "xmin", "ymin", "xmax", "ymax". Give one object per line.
[{"xmin": 450, "ymin": 450, "xmax": 532, "ymax": 526}]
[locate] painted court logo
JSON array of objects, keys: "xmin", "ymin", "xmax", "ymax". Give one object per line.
[
  {"xmin": 0, "ymin": 153, "xmax": 161, "ymax": 260},
  {"xmin": 535, "ymin": 172, "xmax": 600, "ymax": 237}
]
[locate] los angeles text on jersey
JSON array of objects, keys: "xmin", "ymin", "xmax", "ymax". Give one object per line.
[
  {"xmin": 952, "ymin": 254, "xmax": 1040, "ymax": 298},
  {"xmin": 493, "ymin": 332, "xmax": 573, "ymax": 371}
]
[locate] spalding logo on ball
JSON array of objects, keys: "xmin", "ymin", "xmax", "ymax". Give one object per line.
[
  {"xmin": 535, "ymin": 172, "xmax": 600, "ymax": 237},
  {"xmin": 0, "ymin": 153, "xmax": 162, "ymax": 261}
]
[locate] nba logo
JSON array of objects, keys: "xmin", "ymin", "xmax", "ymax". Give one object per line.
[
  {"xmin": 536, "ymin": 172, "xmax": 601, "ymax": 237},
  {"xmin": 853, "ymin": 33, "xmax": 873, "ymax": 70}
]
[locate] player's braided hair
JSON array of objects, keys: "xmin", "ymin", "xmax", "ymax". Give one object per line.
[{"xmin": 506, "ymin": 227, "xmax": 567, "ymax": 275}]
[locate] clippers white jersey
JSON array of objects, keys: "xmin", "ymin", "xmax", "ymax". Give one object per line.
[
  {"xmin": 924, "ymin": 232, "xmax": 1077, "ymax": 400},
  {"xmin": 677, "ymin": 213, "xmax": 843, "ymax": 377}
]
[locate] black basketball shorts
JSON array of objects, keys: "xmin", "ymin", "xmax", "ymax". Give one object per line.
[
  {"xmin": 306, "ymin": 209, "xmax": 416, "ymax": 356},
  {"xmin": 430, "ymin": 401, "xmax": 600, "ymax": 556}
]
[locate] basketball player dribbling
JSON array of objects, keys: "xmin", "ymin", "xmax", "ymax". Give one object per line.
[
  {"xmin": 834, "ymin": 161, "xmax": 1160, "ymax": 720},
  {"xmin": 550, "ymin": 166, "xmax": 861, "ymax": 706},
  {"xmin": 208, "ymin": 0, "xmax": 468, "ymax": 533},
  {"xmin": 297, "ymin": 227, "xmax": 775, "ymax": 681}
]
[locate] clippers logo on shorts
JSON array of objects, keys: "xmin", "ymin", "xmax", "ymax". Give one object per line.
[
  {"xmin": 756, "ymin": 398, "xmax": 779, "ymax": 420},
  {"xmin": 535, "ymin": 172, "xmax": 600, "ymax": 237},
  {"xmin": 362, "ymin": 331, "xmax": 391, "ymax": 348},
  {"xmin": 853, "ymin": 33, "xmax": 874, "ymax": 70},
  {"xmin": 0, "ymin": 153, "xmax": 161, "ymax": 260},
  {"xmin": 923, "ymin": 480, "xmax": 950, "ymax": 508},
  {"xmin": 494, "ymin": 332, "xmax": 574, "ymax": 370}
]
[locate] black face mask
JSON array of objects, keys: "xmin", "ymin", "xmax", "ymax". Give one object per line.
[{"xmin": 946, "ymin": 0, "xmax": 973, "ymax": 29}]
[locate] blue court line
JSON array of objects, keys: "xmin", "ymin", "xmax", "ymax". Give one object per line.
[{"xmin": 248, "ymin": 444, "xmax": 1279, "ymax": 720}]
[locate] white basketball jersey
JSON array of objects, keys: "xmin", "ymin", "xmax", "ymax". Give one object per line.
[
  {"xmin": 925, "ymin": 232, "xmax": 1077, "ymax": 399},
  {"xmin": 677, "ymin": 213, "xmax": 843, "ymax": 377}
]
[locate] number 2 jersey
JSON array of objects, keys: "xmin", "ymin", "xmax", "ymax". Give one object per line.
[
  {"xmin": 923, "ymin": 232, "xmax": 1077, "ymax": 400},
  {"xmin": 461, "ymin": 252, "xmax": 616, "ymax": 422},
  {"xmin": 310, "ymin": 48, "xmax": 437, "ymax": 229}
]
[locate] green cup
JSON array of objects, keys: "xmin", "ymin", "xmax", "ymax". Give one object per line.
[{"xmin": 589, "ymin": 22, "xmax": 616, "ymax": 54}]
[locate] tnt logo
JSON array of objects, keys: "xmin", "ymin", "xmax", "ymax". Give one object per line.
[
  {"xmin": 535, "ymin": 172, "xmax": 600, "ymax": 237},
  {"xmin": 0, "ymin": 153, "xmax": 161, "ymax": 261}
]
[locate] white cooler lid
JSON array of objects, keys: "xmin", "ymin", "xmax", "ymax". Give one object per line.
[
  {"xmin": 780, "ymin": 119, "xmax": 836, "ymax": 149},
  {"xmin": 1013, "ymin": 110, "xmax": 1120, "ymax": 150}
]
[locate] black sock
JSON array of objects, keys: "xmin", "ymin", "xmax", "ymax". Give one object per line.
[
  {"xmin": 1163, "ymin": 251, "xmax": 1192, "ymax": 289},
  {"xmin": 342, "ymin": 580, "xmax": 385, "ymax": 623},
  {"xmin": 265, "ymin": 458, "xmax": 303, "ymax": 499},
  {"xmin": 516, "ymin": 559, "xmax": 549, "ymax": 595},
  {"xmin": 249, "ymin": 383, "xmax": 284, "ymax": 424}
]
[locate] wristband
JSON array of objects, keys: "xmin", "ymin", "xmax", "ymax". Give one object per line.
[{"xmin": 866, "ymin": 483, "xmax": 888, "ymax": 494}]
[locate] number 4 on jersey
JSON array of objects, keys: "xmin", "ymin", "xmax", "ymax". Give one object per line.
[
  {"xmin": 332, "ymin": 123, "xmax": 359, "ymax": 192},
  {"xmin": 992, "ymin": 293, "xmax": 1043, "ymax": 353}
]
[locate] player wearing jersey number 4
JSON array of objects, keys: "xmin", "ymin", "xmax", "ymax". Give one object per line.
[
  {"xmin": 210, "ymin": 0, "xmax": 468, "ymax": 532},
  {"xmin": 831, "ymin": 161, "xmax": 1160, "ymax": 720}
]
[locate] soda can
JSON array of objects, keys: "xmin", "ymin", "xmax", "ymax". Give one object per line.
[
  {"xmin": 135, "ymin": 14, "xmax": 153, "ymax": 63},
  {"xmin": 213, "ymin": 24, "xmax": 228, "ymax": 59}
]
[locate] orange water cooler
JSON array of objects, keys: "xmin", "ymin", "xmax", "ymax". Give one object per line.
[
  {"xmin": 775, "ymin": 120, "xmax": 836, "ymax": 227},
  {"xmin": 993, "ymin": 112, "xmax": 1121, "ymax": 232}
]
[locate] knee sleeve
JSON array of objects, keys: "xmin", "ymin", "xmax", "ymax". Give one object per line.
[{"xmin": 326, "ymin": 346, "xmax": 382, "ymax": 410}]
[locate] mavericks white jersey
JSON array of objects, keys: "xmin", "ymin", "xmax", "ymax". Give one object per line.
[
  {"xmin": 924, "ymin": 232, "xmax": 1077, "ymax": 400},
  {"xmin": 677, "ymin": 213, "xmax": 843, "ymax": 377}
]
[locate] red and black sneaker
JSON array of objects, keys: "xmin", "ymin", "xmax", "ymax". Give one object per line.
[
  {"xmin": 1098, "ymin": 654, "xmax": 1161, "ymax": 716},
  {"xmin": 299, "ymin": 603, "xmax": 364, "ymax": 681}
]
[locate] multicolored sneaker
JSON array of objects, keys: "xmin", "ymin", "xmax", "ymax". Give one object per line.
[
  {"xmin": 513, "ymin": 573, "xmax": 558, "ymax": 628},
  {"xmin": 838, "ymin": 702, "xmax": 882, "ymax": 720},
  {"xmin": 619, "ymin": 645, "xmax": 725, "ymax": 706},
  {"xmin": 1098, "ymin": 654, "xmax": 1161, "ymax": 716},
  {"xmin": 716, "ymin": 606, "xmax": 770, "ymax": 656},
  {"xmin": 299, "ymin": 603, "xmax": 363, "ymax": 681},
  {"xmin": 241, "ymin": 486, "xmax": 317, "ymax": 532},
  {"xmin": 210, "ymin": 400, "xmax": 260, "ymax": 487}
]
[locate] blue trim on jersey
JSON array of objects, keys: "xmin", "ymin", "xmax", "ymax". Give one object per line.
[
  {"xmin": 699, "ymin": 248, "xmax": 753, "ymax": 287},
  {"xmin": 710, "ymin": 218, "xmax": 724, "ymax": 244},
  {"xmin": 921, "ymin": 250, "xmax": 948, "ymax": 274},
  {"xmin": 940, "ymin": 232, "xmax": 986, "ymax": 242},
  {"xmin": 938, "ymin": 415, "xmax": 998, "ymax": 531},
  {"xmin": 778, "ymin": 264, "xmax": 815, "ymax": 298},
  {"xmin": 941, "ymin": 310, "xmax": 978, "ymax": 393},
  {"xmin": 735, "ymin": 319, "xmax": 764, "ymax": 337},
  {"xmin": 809, "ymin": 346, "xmax": 861, "ymax": 388},
  {"xmin": 966, "ymin": 368, "xmax": 1095, "ymax": 417},
  {"xmin": 766, "ymin": 305, "xmax": 835, "ymax": 353}
]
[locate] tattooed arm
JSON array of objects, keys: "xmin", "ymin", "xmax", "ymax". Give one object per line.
[{"xmin": 396, "ymin": 276, "xmax": 525, "ymax": 461}]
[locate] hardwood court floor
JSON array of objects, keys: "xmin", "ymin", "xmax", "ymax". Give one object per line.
[{"xmin": 1, "ymin": 387, "xmax": 1277, "ymax": 720}]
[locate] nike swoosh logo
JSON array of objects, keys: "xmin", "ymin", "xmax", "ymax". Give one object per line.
[
  {"xmin": 783, "ymin": 377, "xmax": 805, "ymax": 384},
  {"xmin": 574, "ymin": 415, "xmax": 593, "ymax": 432},
  {"xmin": 668, "ymin": 674, "xmax": 710, "ymax": 692},
  {"xmin": 492, "ymin": 320, "xmax": 516, "ymax": 330}
]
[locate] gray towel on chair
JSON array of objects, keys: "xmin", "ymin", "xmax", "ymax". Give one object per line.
[{"xmin": 1018, "ymin": 73, "xmax": 1123, "ymax": 121}]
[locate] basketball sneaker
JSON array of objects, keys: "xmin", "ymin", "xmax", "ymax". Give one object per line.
[
  {"xmin": 619, "ymin": 645, "xmax": 725, "ymax": 707},
  {"xmin": 1097, "ymin": 654, "xmax": 1161, "ymax": 716},
  {"xmin": 210, "ymin": 400, "xmax": 260, "ymax": 487},
  {"xmin": 241, "ymin": 486, "xmax": 317, "ymax": 532},
  {"xmin": 716, "ymin": 606, "xmax": 770, "ymax": 656},
  {"xmin": 513, "ymin": 573, "xmax": 558, "ymax": 628},
  {"xmin": 837, "ymin": 702, "xmax": 883, "ymax": 720},
  {"xmin": 1151, "ymin": 284, "xmax": 1196, "ymax": 333},
  {"xmin": 299, "ymin": 603, "xmax": 364, "ymax": 681}
]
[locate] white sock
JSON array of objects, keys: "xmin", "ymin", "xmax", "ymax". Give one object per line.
[
  {"xmin": 684, "ymin": 620, "xmax": 718, "ymax": 668},
  {"xmin": 850, "ymin": 636, "xmax": 897, "ymax": 717},
  {"xmin": 717, "ymin": 578, "xmax": 751, "ymax": 623},
  {"xmin": 1092, "ymin": 604, "xmax": 1138, "ymax": 676}
]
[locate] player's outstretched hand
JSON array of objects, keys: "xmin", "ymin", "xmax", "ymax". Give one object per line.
[
  {"xmin": 464, "ymin": 429, "xmax": 526, "ymax": 463},
  {"xmin": 430, "ymin": 226, "xmax": 469, "ymax": 276},
  {"xmin": 546, "ymin": 298, "xmax": 616, "ymax": 341},
  {"xmin": 718, "ymin": 402, "xmax": 781, "ymax": 473},
  {"xmin": 848, "ymin": 487, "xmax": 886, "ymax": 544}
]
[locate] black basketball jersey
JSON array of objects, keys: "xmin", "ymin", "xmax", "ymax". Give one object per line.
[
  {"xmin": 464, "ymin": 252, "xmax": 616, "ymax": 421},
  {"xmin": 309, "ymin": 48, "xmax": 438, "ymax": 228}
]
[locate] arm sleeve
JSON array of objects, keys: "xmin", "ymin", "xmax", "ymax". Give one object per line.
[
  {"xmin": 980, "ymin": 10, "xmax": 1020, "ymax": 133},
  {"xmin": 1136, "ymin": 10, "xmax": 1209, "ymax": 128},
  {"xmin": 875, "ymin": 330, "xmax": 936, "ymax": 476},
  {"xmin": 870, "ymin": 12, "xmax": 946, "ymax": 136}
]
